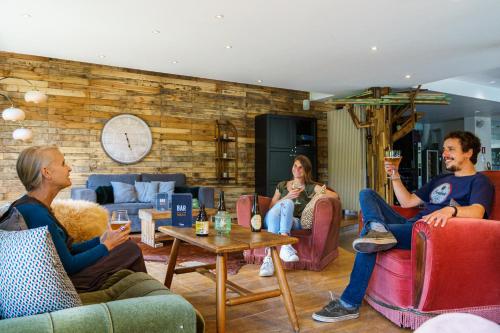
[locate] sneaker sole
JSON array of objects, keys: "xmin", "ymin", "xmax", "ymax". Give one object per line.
[
  {"xmin": 279, "ymin": 256, "xmax": 300, "ymax": 262},
  {"xmin": 312, "ymin": 312, "xmax": 359, "ymax": 323},
  {"xmin": 259, "ymin": 271, "xmax": 274, "ymax": 277},
  {"xmin": 352, "ymin": 239, "xmax": 396, "ymax": 253}
]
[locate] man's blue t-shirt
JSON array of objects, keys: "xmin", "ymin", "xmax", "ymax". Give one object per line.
[{"xmin": 413, "ymin": 173, "xmax": 494, "ymax": 221}]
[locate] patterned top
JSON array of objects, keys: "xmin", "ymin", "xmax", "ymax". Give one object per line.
[{"xmin": 276, "ymin": 181, "xmax": 317, "ymax": 217}]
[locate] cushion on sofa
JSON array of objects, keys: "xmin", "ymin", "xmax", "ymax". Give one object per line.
[
  {"xmin": 0, "ymin": 227, "xmax": 82, "ymax": 319},
  {"xmin": 157, "ymin": 181, "xmax": 176, "ymax": 196},
  {"xmin": 141, "ymin": 173, "xmax": 186, "ymax": 186},
  {"xmin": 111, "ymin": 182, "xmax": 138, "ymax": 203},
  {"xmin": 87, "ymin": 174, "xmax": 141, "ymax": 191},
  {"xmin": 135, "ymin": 182, "xmax": 159, "ymax": 203},
  {"xmin": 95, "ymin": 185, "xmax": 114, "ymax": 204},
  {"xmin": 103, "ymin": 202, "xmax": 153, "ymax": 216}
]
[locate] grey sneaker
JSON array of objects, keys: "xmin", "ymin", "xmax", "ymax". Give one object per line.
[
  {"xmin": 352, "ymin": 229, "xmax": 397, "ymax": 253},
  {"xmin": 259, "ymin": 256, "xmax": 274, "ymax": 277},
  {"xmin": 312, "ymin": 293, "xmax": 359, "ymax": 323}
]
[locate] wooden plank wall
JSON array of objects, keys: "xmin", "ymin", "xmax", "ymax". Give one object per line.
[{"xmin": 0, "ymin": 52, "xmax": 329, "ymax": 211}]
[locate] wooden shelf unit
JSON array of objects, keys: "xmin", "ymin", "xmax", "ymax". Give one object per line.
[{"xmin": 215, "ymin": 120, "xmax": 239, "ymax": 184}]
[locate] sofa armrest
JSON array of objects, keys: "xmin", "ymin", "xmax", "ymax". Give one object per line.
[
  {"xmin": 311, "ymin": 197, "xmax": 342, "ymax": 257},
  {"xmin": 71, "ymin": 188, "xmax": 97, "ymax": 203},
  {"xmin": 0, "ymin": 295, "xmax": 198, "ymax": 333},
  {"xmin": 197, "ymin": 187, "xmax": 214, "ymax": 208},
  {"xmin": 412, "ymin": 219, "xmax": 500, "ymax": 312},
  {"xmin": 236, "ymin": 195, "xmax": 272, "ymax": 228}
]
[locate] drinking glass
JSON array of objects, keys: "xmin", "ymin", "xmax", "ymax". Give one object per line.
[
  {"xmin": 384, "ymin": 150, "xmax": 402, "ymax": 178},
  {"xmin": 110, "ymin": 210, "xmax": 130, "ymax": 231},
  {"xmin": 292, "ymin": 181, "xmax": 304, "ymax": 205}
]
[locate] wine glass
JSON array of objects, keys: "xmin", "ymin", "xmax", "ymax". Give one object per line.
[
  {"xmin": 384, "ymin": 150, "xmax": 402, "ymax": 178},
  {"xmin": 291, "ymin": 181, "xmax": 304, "ymax": 205},
  {"xmin": 110, "ymin": 210, "xmax": 130, "ymax": 231}
]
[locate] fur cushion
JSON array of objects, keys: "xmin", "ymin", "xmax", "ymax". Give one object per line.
[{"xmin": 51, "ymin": 199, "xmax": 108, "ymax": 242}]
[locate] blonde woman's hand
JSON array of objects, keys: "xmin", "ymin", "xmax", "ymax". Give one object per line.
[{"xmin": 102, "ymin": 222, "xmax": 131, "ymax": 251}]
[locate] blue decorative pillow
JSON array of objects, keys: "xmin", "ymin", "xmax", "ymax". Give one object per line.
[
  {"xmin": 111, "ymin": 181, "xmax": 138, "ymax": 203},
  {"xmin": 135, "ymin": 181, "xmax": 159, "ymax": 203},
  {"xmin": 0, "ymin": 226, "xmax": 82, "ymax": 319},
  {"xmin": 158, "ymin": 181, "xmax": 176, "ymax": 196}
]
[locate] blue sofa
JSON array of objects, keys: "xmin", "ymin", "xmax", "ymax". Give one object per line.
[{"xmin": 71, "ymin": 173, "xmax": 214, "ymax": 232}]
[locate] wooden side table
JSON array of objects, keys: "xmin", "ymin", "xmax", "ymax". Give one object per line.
[{"xmin": 138, "ymin": 208, "xmax": 217, "ymax": 247}]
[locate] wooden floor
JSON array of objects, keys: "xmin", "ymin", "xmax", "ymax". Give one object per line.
[{"xmin": 146, "ymin": 226, "xmax": 411, "ymax": 333}]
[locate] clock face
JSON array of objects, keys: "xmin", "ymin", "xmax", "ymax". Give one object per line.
[{"xmin": 101, "ymin": 114, "xmax": 152, "ymax": 164}]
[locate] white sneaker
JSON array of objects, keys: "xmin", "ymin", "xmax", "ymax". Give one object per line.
[
  {"xmin": 259, "ymin": 256, "xmax": 274, "ymax": 277},
  {"xmin": 279, "ymin": 245, "xmax": 299, "ymax": 262}
]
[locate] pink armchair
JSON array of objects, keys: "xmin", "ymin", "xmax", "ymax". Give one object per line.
[
  {"xmin": 236, "ymin": 194, "xmax": 341, "ymax": 271},
  {"xmin": 363, "ymin": 171, "xmax": 500, "ymax": 329}
]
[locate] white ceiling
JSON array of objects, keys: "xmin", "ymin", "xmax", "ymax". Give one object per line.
[{"xmin": 2, "ymin": 0, "xmax": 500, "ymax": 96}]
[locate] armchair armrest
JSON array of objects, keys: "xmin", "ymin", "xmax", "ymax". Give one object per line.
[
  {"xmin": 412, "ymin": 219, "xmax": 500, "ymax": 311},
  {"xmin": 236, "ymin": 195, "xmax": 272, "ymax": 228},
  {"xmin": 71, "ymin": 188, "xmax": 97, "ymax": 203},
  {"xmin": 0, "ymin": 294, "xmax": 197, "ymax": 333},
  {"xmin": 197, "ymin": 186, "xmax": 214, "ymax": 208},
  {"xmin": 311, "ymin": 197, "xmax": 342, "ymax": 257}
]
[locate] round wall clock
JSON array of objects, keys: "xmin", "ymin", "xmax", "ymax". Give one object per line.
[{"xmin": 101, "ymin": 114, "xmax": 152, "ymax": 164}]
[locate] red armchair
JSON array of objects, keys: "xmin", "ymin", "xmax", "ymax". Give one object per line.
[
  {"xmin": 363, "ymin": 171, "xmax": 500, "ymax": 329},
  {"xmin": 236, "ymin": 194, "xmax": 341, "ymax": 271}
]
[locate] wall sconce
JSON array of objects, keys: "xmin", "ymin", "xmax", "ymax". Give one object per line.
[{"xmin": 0, "ymin": 77, "xmax": 48, "ymax": 142}]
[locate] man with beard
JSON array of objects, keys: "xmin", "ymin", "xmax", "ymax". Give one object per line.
[{"xmin": 313, "ymin": 131, "xmax": 494, "ymax": 323}]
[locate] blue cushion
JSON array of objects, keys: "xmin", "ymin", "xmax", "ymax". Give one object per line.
[
  {"xmin": 0, "ymin": 227, "xmax": 82, "ymax": 319},
  {"xmin": 87, "ymin": 174, "xmax": 141, "ymax": 191},
  {"xmin": 111, "ymin": 182, "xmax": 138, "ymax": 203},
  {"xmin": 135, "ymin": 182, "xmax": 159, "ymax": 203}
]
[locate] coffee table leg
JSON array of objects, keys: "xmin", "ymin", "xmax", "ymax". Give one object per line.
[
  {"xmin": 164, "ymin": 237, "xmax": 181, "ymax": 288},
  {"xmin": 270, "ymin": 247, "xmax": 300, "ymax": 332},
  {"xmin": 216, "ymin": 253, "xmax": 227, "ymax": 333}
]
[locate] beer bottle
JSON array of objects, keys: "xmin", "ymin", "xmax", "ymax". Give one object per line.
[
  {"xmin": 250, "ymin": 193, "xmax": 262, "ymax": 232},
  {"xmin": 195, "ymin": 204, "xmax": 209, "ymax": 237},
  {"xmin": 215, "ymin": 191, "xmax": 231, "ymax": 235}
]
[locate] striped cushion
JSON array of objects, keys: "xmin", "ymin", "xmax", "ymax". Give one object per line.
[{"xmin": 0, "ymin": 226, "xmax": 82, "ymax": 319}]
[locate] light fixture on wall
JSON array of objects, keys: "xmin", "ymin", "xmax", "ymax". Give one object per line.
[{"xmin": 0, "ymin": 77, "xmax": 48, "ymax": 142}]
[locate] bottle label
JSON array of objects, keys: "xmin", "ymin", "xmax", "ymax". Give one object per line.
[
  {"xmin": 196, "ymin": 220, "xmax": 209, "ymax": 235},
  {"xmin": 251, "ymin": 215, "xmax": 262, "ymax": 230}
]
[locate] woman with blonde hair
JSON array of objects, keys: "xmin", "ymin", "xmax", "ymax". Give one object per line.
[
  {"xmin": 10, "ymin": 146, "xmax": 146, "ymax": 292},
  {"xmin": 259, "ymin": 155, "xmax": 339, "ymax": 277}
]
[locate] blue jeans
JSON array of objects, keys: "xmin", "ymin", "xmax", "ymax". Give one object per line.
[
  {"xmin": 340, "ymin": 189, "xmax": 414, "ymax": 307},
  {"xmin": 264, "ymin": 199, "xmax": 301, "ymax": 234}
]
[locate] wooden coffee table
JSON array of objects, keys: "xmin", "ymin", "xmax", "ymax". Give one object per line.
[
  {"xmin": 158, "ymin": 224, "xmax": 300, "ymax": 333},
  {"xmin": 138, "ymin": 208, "xmax": 217, "ymax": 247}
]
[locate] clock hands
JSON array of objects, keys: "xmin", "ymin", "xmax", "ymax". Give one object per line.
[{"xmin": 124, "ymin": 133, "xmax": 132, "ymax": 151}]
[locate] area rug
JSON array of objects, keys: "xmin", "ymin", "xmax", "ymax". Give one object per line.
[{"xmin": 131, "ymin": 235, "xmax": 246, "ymax": 275}]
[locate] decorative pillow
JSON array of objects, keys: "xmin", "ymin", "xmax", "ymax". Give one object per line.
[
  {"xmin": 0, "ymin": 206, "xmax": 28, "ymax": 231},
  {"xmin": 135, "ymin": 181, "xmax": 159, "ymax": 203},
  {"xmin": 95, "ymin": 185, "xmax": 114, "ymax": 204},
  {"xmin": 52, "ymin": 199, "xmax": 109, "ymax": 243},
  {"xmin": 0, "ymin": 226, "xmax": 82, "ymax": 319},
  {"xmin": 300, "ymin": 194, "xmax": 323, "ymax": 229},
  {"xmin": 158, "ymin": 181, "xmax": 176, "ymax": 196},
  {"xmin": 174, "ymin": 185, "xmax": 199, "ymax": 199},
  {"xmin": 110, "ymin": 181, "xmax": 137, "ymax": 203}
]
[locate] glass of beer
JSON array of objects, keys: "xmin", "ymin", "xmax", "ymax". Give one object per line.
[
  {"xmin": 384, "ymin": 150, "xmax": 402, "ymax": 178},
  {"xmin": 110, "ymin": 210, "xmax": 130, "ymax": 231}
]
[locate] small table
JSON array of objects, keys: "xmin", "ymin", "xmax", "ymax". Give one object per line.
[
  {"xmin": 158, "ymin": 224, "xmax": 300, "ymax": 333},
  {"xmin": 138, "ymin": 208, "xmax": 217, "ymax": 247}
]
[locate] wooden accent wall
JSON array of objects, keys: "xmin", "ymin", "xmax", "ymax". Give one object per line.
[{"xmin": 0, "ymin": 52, "xmax": 328, "ymax": 210}]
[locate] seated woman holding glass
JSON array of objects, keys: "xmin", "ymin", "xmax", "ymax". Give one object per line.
[
  {"xmin": 260, "ymin": 155, "xmax": 339, "ymax": 277},
  {"xmin": 12, "ymin": 146, "xmax": 147, "ymax": 292}
]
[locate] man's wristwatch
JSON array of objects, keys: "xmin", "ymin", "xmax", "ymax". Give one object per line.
[{"xmin": 450, "ymin": 206, "xmax": 458, "ymax": 217}]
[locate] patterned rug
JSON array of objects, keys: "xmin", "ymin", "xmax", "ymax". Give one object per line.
[{"xmin": 131, "ymin": 235, "xmax": 246, "ymax": 275}]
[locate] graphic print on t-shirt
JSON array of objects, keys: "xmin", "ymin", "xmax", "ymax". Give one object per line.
[{"xmin": 430, "ymin": 183, "xmax": 451, "ymax": 204}]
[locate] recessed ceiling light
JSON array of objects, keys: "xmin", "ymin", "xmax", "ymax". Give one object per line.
[
  {"xmin": 405, "ymin": 74, "xmax": 411, "ymax": 79},
  {"xmin": 490, "ymin": 80, "xmax": 496, "ymax": 84},
  {"xmin": 98, "ymin": 55, "xmax": 106, "ymax": 59},
  {"xmin": 475, "ymin": 110, "xmax": 481, "ymax": 113},
  {"xmin": 215, "ymin": 14, "xmax": 224, "ymax": 19},
  {"xmin": 371, "ymin": 46, "xmax": 377, "ymax": 51},
  {"xmin": 22, "ymin": 13, "xmax": 32, "ymax": 18},
  {"xmin": 152, "ymin": 29, "xmax": 161, "ymax": 34},
  {"xmin": 257, "ymin": 80, "xmax": 263, "ymax": 83},
  {"xmin": 172, "ymin": 60, "xmax": 179, "ymax": 64},
  {"xmin": 225, "ymin": 45, "xmax": 232, "ymax": 49}
]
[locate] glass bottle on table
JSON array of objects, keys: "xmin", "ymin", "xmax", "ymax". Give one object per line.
[
  {"xmin": 215, "ymin": 191, "xmax": 231, "ymax": 235},
  {"xmin": 250, "ymin": 193, "xmax": 262, "ymax": 232},
  {"xmin": 195, "ymin": 204, "xmax": 209, "ymax": 237}
]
